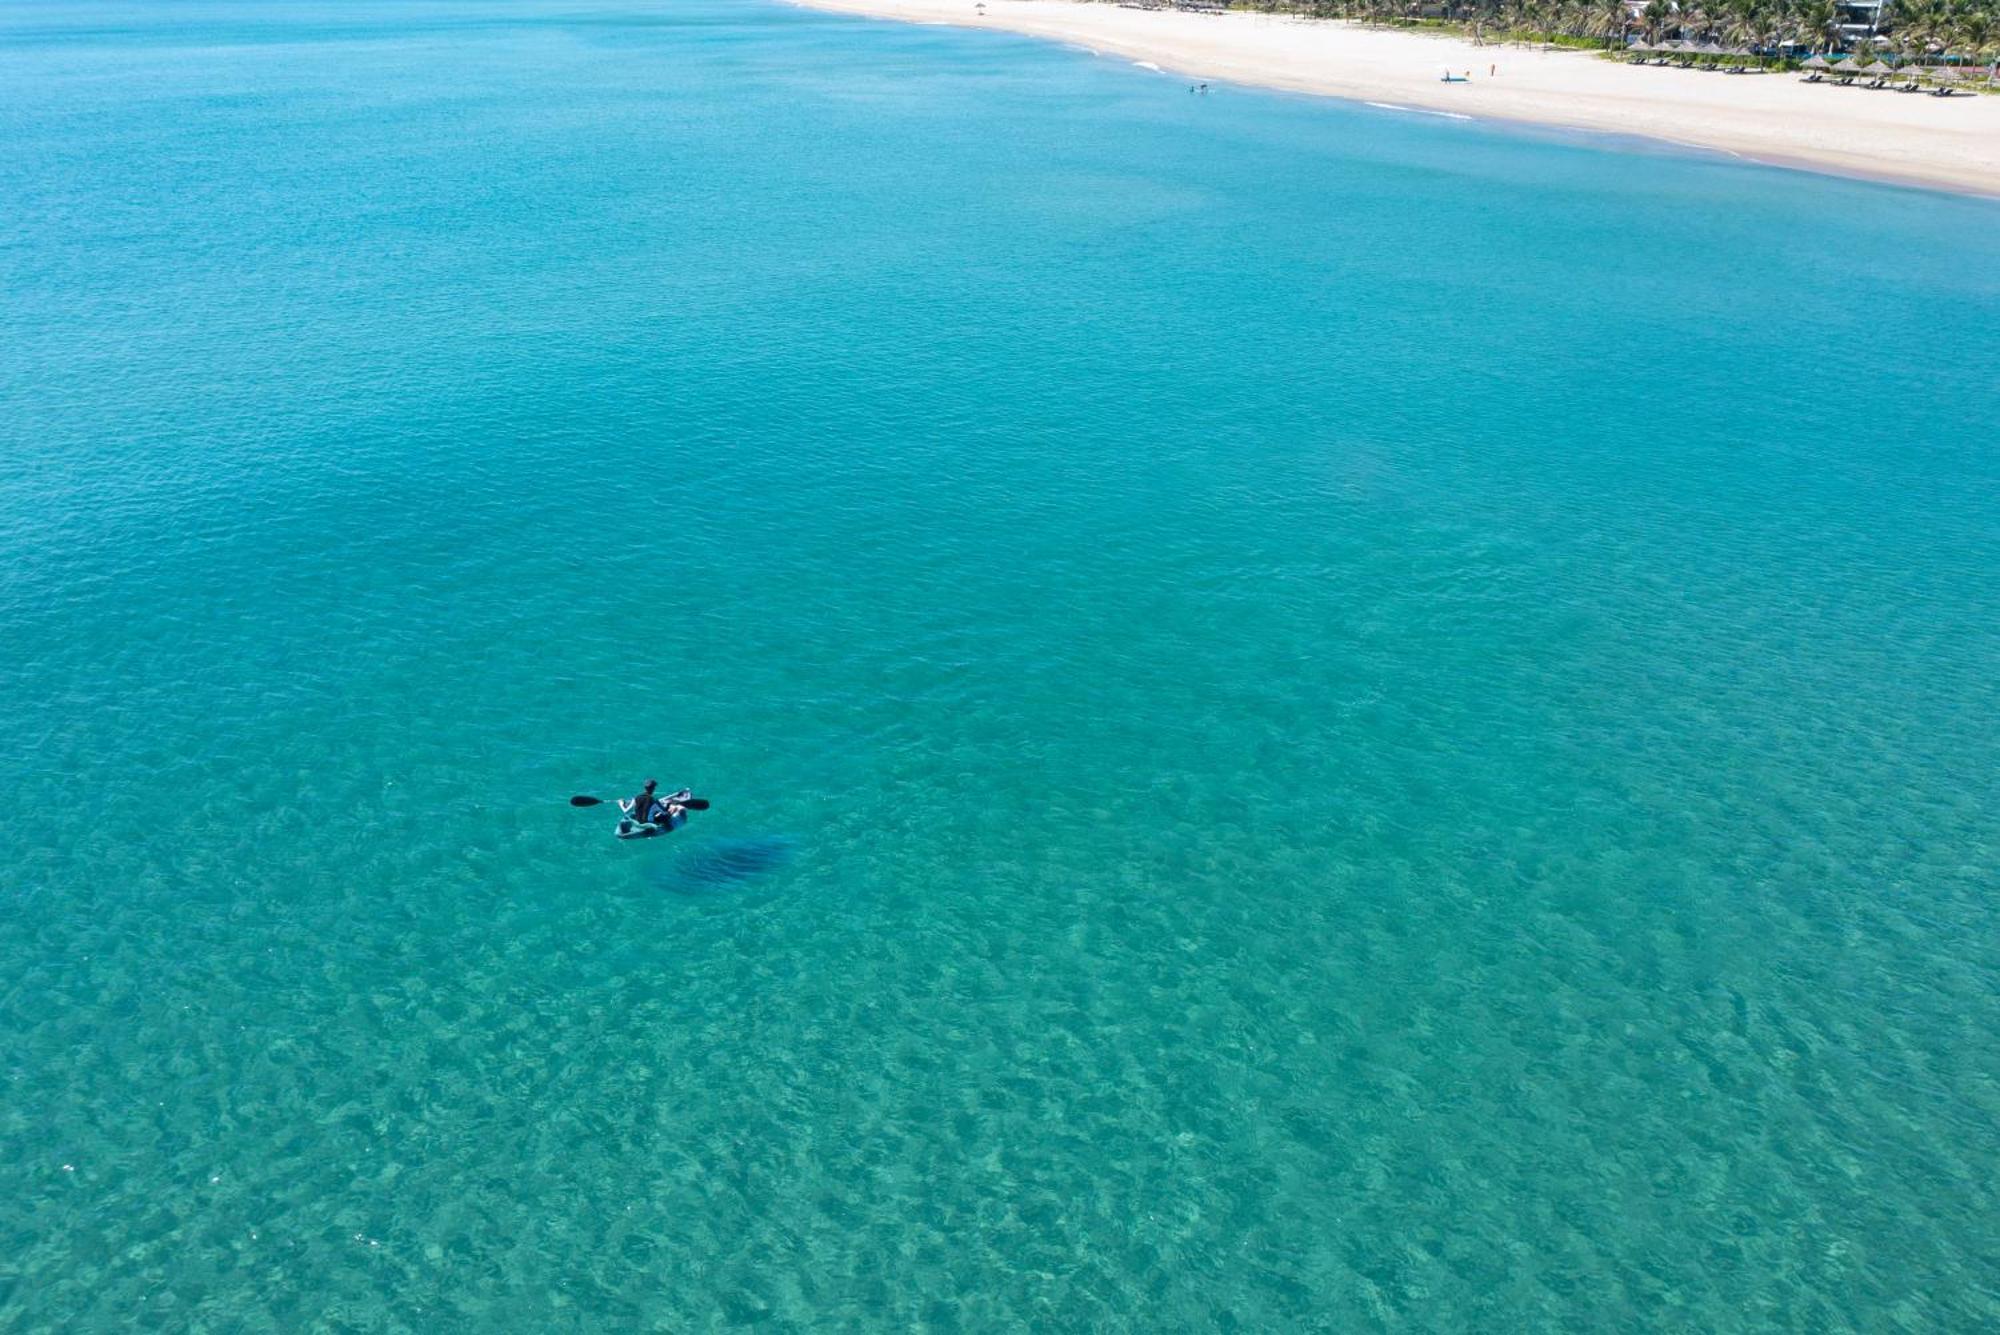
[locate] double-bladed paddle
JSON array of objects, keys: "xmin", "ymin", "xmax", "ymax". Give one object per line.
[{"xmin": 570, "ymin": 793, "xmax": 710, "ymax": 810}]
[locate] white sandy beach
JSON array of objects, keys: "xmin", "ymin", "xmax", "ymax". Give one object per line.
[{"xmin": 794, "ymin": 0, "xmax": 2000, "ymax": 196}]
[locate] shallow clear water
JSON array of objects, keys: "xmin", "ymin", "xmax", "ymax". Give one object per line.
[{"xmin": 3, "ymin": 1, "xmax": 1998, "ymax": 1327}]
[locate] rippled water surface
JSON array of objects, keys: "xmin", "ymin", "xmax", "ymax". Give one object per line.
[{"xmin": 4, "ymin": 1, "xmax": 1998, "ymax": 1327}]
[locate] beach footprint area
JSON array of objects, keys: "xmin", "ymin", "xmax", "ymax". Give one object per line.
[{"xmin": 2, "ymin": 1, "xmax": 1997, "ymax": 1328}]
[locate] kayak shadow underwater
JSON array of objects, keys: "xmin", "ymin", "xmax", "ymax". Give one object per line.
[{"xmin": 649, "ymin": 835, "xmax": 797, "ymax": 896}]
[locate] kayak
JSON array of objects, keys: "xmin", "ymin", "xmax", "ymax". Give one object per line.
[{"xmin": 616, "ymin": 789, "xmax": 693, "ymax": 841}]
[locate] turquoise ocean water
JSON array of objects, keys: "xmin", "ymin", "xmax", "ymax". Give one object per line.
[{"xmin": 4, "ymin": 1, "xmax": 1998, "ymax": 1326}]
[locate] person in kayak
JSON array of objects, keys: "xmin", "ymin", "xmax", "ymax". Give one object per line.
[{"xmin": 630, "ymin": 778, "xmax": 662, "ymax": 824}]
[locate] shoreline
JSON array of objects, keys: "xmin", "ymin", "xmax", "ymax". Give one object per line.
[{"xmin": 789, "ymin": 0, "xmax": 2000, "ymax": 198}]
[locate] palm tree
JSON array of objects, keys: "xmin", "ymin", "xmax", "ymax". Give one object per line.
[
  {"xmin": 1760, "ymin": 0, "xmax": 1797, "ymax": 52},
  {"xmin": 1595, "ymin": 0, "xmax": 1635, "ymax": 45},
  {"xmin": 1722, "ymin": 0, "xmax": 1762, "ymax": 47},
  {"xmin": 1956, "ymin": 9, "xmax": 1991, "ymax": 58},
  {"xmin": 1894, "ymin": 0, "xmax": 1938, "ymax": 61},
  {"xmin": 1793, "ymin": 0, "xmax": 1833, "ymax": 50},
  {"xmin": 1796, "ymin": 0, "xmax": 1843, "ymax": 49},
  {"xmin": 1678, "ymin": 0, "xmax": 1711, "ymax": 42},
  {"xmin": 1959, "ymin": 9, "xmax": 1995, "ymax": 63}
]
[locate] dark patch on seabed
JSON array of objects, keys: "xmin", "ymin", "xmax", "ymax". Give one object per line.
[{"xmin": 652, "ymin": 835, "xmax": 798, "ymax": 895}]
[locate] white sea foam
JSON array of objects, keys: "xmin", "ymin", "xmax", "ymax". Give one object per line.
[
  {"xmin": 1365, "ymin": 100, "xmax": 1473, "ymax": 122},
  {"xmin": 1131, "ymin": 60, "xmax": 1163, "ymax": 72}
]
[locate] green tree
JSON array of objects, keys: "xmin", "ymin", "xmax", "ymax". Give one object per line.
[{"xmin": 1218, "ymin": 0, "xmax": 2000, "ymax": 64}]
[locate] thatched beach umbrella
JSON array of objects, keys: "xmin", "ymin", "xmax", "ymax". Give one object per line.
[
  {"xmin": 1801, "ymin": 54, "xmax": 1830, "ymax": 69},
  {"xmin": 1833, "ymin": 56, "xmax": 1865, "ymax": 73},
  {"xmin": 1928, "ymin": 64, "xmax": 1960, "ymax": 82},
  {"xmin": 1697, "ymin": 41, "xmax": 1726, "ymax": 55},
  {"xmin": 1862, "ymin": 59, "xmax": 1895, "ymax": 76}
]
